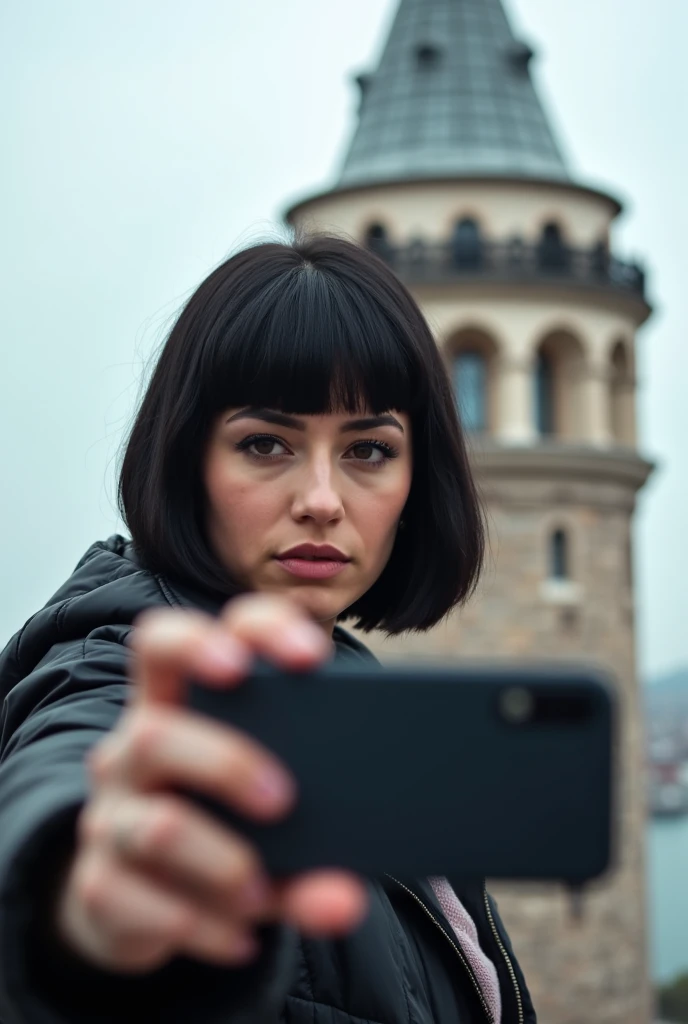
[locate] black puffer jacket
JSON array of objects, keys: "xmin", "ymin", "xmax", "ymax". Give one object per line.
[{"xmin": 0, "ymin": 537, "xmax": 536, "ymax": 1024}]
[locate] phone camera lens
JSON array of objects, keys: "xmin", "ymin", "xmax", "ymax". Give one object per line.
[{"xmin": 499, "ymin": 686, "xmax": 535, "ymax": 724}]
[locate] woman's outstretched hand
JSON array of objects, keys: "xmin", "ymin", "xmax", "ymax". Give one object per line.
[{"xmin": 55, "ymin": 595, "xmax": 369, "ymax": 973}]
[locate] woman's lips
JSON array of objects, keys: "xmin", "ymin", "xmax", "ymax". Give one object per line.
[{"xmin": 276, "ymin": 557, "xmax": 349, "ymax": 580}]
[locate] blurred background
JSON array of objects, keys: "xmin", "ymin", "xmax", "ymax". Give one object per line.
[{"xmin": 1, "ymin": 1, "xmax": 686, "ymax": 1021}]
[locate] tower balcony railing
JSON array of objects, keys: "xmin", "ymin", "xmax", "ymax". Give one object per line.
[{"xmin": 369, "ymin": 238, "xmax": 647, "ymax": 302}]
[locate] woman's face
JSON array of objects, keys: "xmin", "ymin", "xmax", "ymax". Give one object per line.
[{"xmin": 204, "ymin": 406, "xmax": 412, "ymax": 632}]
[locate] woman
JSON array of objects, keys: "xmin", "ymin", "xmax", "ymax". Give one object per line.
[{"xmin": 0, "ymin": 235, "xmax": 536, "ymax": 1023}]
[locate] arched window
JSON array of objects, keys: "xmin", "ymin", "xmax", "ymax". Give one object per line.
[
  {"xmin": 507, "ymin": 234, "xmax": 525, "ymax": 268},
  {"xmin": 533, "ymin": 331, "xmax": 585, "ymax": 440},
  {"xmin": 446, "ymin": 328, "xmax": 498, "ymax": 434},
  {"xmin": 365, "ymin": 223, "xmax": 391, "ymax": 261},
  {"xmin": 452, "ymin": 350, "xmax": 487, "ymax": 432},
  {"xmin": 549, "ymin": 529, "xmax": 569, "ymax": 581},
  {"xmin": 452, "ymin": 217, "xmax": 482, "ymax": 270},
  {"xmin": 591, "ymin": 239, "xmax": 609, "ymax": 278},
  {"xmin": 538, "ymin": 221, "xmax": 569, "ymax": 271},
  {"xmin": 534, "ymin": 350, "xmax": 554, "ymax": 435},
  {"xmin": 609, "ymin": 341, "xmax": 634, "ymax": 446},
  {"xmin": 407, "ymin": 237, "xmax": 425, "ymax": 264}
]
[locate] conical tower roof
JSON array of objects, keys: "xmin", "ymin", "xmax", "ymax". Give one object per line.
[{"xmin": 338, "ymin": 0, "xmax": 569, "ymax": 189}]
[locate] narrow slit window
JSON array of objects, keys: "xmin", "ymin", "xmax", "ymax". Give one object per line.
[
  {"xmin": 365, "ymin": 223, "xmax": 391, "ymax": 261},
  {"xmin": 538, "ymin": 221, "xmax": 569, "ymax": 271},
  {"xmin": 550, "ymin": 529, "xmax": 569, "ymax": 580},
  {"xmin": 452, "ymin": 217, "xmax": 482, "ymax": 269}
]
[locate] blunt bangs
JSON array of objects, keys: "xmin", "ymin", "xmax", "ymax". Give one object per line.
[
  {"xmin": 202, "ymin": 259, "xmax": 417, "ymax": 420},
  {"xmin": 119, "ymin": 233, "xmax": 485, "ymax": 633}
]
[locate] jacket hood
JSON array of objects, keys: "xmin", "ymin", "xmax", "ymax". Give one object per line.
[
  {"xmin": 1, "ymin": 537, "xmax": 163, "ymax": 700},
  {"xmin": 0, "ymin": 535, "xmax": 373, "ymax": 702}
]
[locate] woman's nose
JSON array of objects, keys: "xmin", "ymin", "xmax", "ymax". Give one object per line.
[{"xmin": 291, "ymin": 460, "xmax": 344, "ymax": 525}]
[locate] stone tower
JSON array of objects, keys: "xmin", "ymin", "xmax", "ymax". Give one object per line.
[{"xmin": 285, "ymin": 1, "xmax": 654, "ymax": 1022}]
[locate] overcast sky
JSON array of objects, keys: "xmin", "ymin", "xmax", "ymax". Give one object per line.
[{"xmin": 1, "ymin": 0, "xmax": 686, "ymax": 680}]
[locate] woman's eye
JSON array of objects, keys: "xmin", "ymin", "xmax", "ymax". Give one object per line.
[
  {"xmin": 235, "ymin": 435, "xmax": 290, "ymax": 459},
  {"xmin": 351, "ymin": 443, "xmax": 381, "ymax": 461},
  {"xmin": 251, "ymin": 438, "xmax": 283, "ymax": 456},
  {"xmin": 346, "ymin": 441, "xmax": 397, "ymax": 464}
]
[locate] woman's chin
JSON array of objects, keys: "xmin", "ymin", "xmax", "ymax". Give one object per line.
[{"xmin": 272, "ymin": 584, "xmax": 350, "ymax": 628}]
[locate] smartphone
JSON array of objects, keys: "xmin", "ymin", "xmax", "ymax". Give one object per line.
[{"xmin": 186, "ymin": 661, "xmax": 615, "ymax": 884}]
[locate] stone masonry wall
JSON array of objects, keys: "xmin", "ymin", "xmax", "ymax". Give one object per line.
[{"xmin": 358, "ymin": 468, "xmax": 652, "ymax": 1024}]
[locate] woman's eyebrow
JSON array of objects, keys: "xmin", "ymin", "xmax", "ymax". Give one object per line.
[
  {"xmin": 225, "ymin": 409, "xmax": 404, "ymax": 434},
  {"xmin": 225, "ymin": 408, "xmax": 306, "ymax": 431},
  {"xmin": 341, "ymin": 415, "xmax": 405, "ymax": 434}
]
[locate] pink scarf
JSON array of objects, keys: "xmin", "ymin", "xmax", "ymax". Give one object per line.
[{"xmin": 428, "ymin": 876, "xmax": 502, "ymax": 1023}]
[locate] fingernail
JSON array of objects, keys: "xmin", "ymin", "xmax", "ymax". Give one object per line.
[
  {"xmin": 201, "ymin": 637, "xmax": 246, "ymax": 673},
  {"xmin": 255, "ymin": 767, "xmax": 295, "ymax": 807},
  {"xmin": 285, "ymin": 622, "xmax": 327, "ymax": 656}
]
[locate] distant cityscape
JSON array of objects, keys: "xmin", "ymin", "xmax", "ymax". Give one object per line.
[{"xmin": 645, "ymin": 669, "xmax": 688, "ymax": 816}]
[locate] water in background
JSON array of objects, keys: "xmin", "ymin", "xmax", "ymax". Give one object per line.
[{"xmin": 648, "ymin": 816, "xmax": 688, "ymax": 982}]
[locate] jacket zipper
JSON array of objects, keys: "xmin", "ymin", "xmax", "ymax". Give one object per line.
[
  {"xmin": 385, "ymin": 875, "xmax": 494, "ymax": 1023},
  {"xmin": 483, "ymin": 883, "xmax": 523, "ymax": 1024}
]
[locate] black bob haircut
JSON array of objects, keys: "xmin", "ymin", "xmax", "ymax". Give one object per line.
[{"xmin": 119, "ymin": 234, "xmax": 485, "ymax": 633}]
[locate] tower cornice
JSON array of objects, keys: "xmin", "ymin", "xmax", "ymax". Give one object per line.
[
  {"xmin": 284, "ymin": 175, "xmax": 623, "ymax": 225},
  {"xmin": 472, "ymin": 441, "xmax": 655, "ymax": 498}
]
